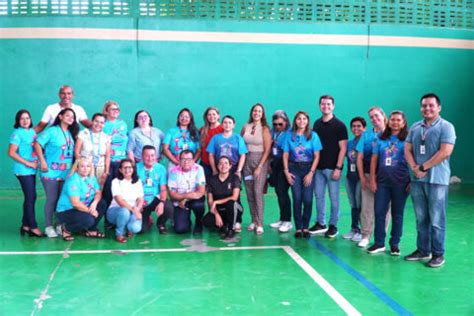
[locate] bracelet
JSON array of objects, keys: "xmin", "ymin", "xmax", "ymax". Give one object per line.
[
  {"xmin": 335, "ymin": 165, "xmax": 343, "ymax": 171},
  {"xmin": 419, "ymin": 164, "xmax": 428, "ymax": 172}
]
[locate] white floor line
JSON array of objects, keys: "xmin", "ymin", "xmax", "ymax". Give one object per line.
[
  {"xmin": 30, "ymin": 247, "xmax": 69, "ymax": 316},
  {"xmin": 282, "ymin": 246, "xmax": 361, "ymax": 316},
  {"xmin": 3, "ymin": 245, "xmax": 360, "ymax": 315}
]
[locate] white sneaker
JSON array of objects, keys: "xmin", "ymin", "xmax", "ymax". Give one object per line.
[
  {"xmin": 45, "ymin": 226, "xmax": 58, "ymax": 238},
  {"xmin": 278, "ymin": 221, "xmax": 293, "ymax": 233},
  {"xmin": 342, "ymin": 230, "xmax": 356, "ymax": 239},
  {"xmin": 358, "ymin": 238, "xmax": 370, "ymax": 248},
  {"xmin": 270, "ymin": 220, "xmax": 282, "ymax": 228},
  {"xmin": 55, "ymin": 225, "xmax": 63, "ymax": 236},
  {"xmin": 351, "ymin": 232, "xmax": 362, "ymax": 242},
  {"xmin": 247, "ymin": 223, "xmax": 256, "ymax": 232},
  {"xmin": 256, "ymin": 226, "xmax": 264, "ymax": 235},
  {"xmin": 234, "ymin": 223, "xmax": 241, "ymax": 233}
]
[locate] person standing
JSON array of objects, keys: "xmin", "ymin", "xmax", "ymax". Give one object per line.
[
  {"xmin": 127, "ymin": 110, "xmax": 165, "ymax": 163},
  {"xmin": 241, "ymin": 103, "xmax": 272, "ymax": 235},
  {"xmin": 199, "ymin": 107, "xmax": 223, "ymax": 180},
  {"xmin": 34, "ymin": 85, "xmax": 91, "ymax": 133},
  {"xmin": 309, "ymin": 95, "xmax": 348, "ymax": 238},
  {"xmin": 268, "ymin": 110, "xmax": 293, "ymax": 233},
  {"xmin": 404, "ymin": 93, "xmax": 456, "ymax": 268}
]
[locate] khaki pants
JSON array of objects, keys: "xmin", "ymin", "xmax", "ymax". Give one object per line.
[
  {"xmin": 243, "ymin": 152, "xmax": 269, "ymax": 227},
  {"xmin": 360, "ymin": 173, "xmax": 391, "ymax": 239}
]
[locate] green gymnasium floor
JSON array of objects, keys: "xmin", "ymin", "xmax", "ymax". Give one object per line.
[{"xmin": 0, "ymin": 185, "xmax": 473, "ymax": 315}]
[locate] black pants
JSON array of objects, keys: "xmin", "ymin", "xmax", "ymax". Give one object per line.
[
  {"xmin": 141, "ymin": 198, "xmax": 174, "ymax": 233},
  {"xmin": 202, "ymin": 200, "xmax": 242, "ymax": 232},
  {"xmin": 16, "ymin": 175, "xmax": 38, "ymax": 229},
  {"xmin": 103, "ymin": 161, "xmax": 121, "ymax": 207},
  {"xmin": 174, "ymin": 198, "xmax": 205, "ymax": 234},
  {"xmin": 57, "ymin": 199, "xmax": 107, "ymax": 233},
  {"xmin": 271, "ymin": 158, "xmax": 292, "ymax": 222}
]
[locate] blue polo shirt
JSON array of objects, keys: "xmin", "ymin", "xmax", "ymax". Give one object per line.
[
  {"xmin": 206, "ymin": 133, "xmax": 248, "ymax": 166},
  {"xmin": 103, "ymin": 119, "xmax": 128, "ymax": 162},
  {"xmin": 9, "ymin": 128, "xmax": 38, "ymax": 176},
  {"xmin": 406, "ymin": 117, "xmax": 456, "ymax": 186},
  {"xmin": 373, "ymin": 135, "xmax": 409, "ymax": 186},
  {"xmin": 283, "ymin": 131, "xmax": 322, "ymax": 163},
  {"xmin": 136, "ymin": 161, "xmax": 167, "ymax": 206},
  {"xmin": 57, "ymin": 173, "xmax": 99, "ymax": 212},
  {"xmin": 356, "ymin": 129, "xmax": 380, "ymax": 173},
  {"xmin": 36, "ymin": 126, "xmax": 74, "ymax": 180}
]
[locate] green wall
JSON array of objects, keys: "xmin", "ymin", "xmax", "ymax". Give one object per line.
[{"xmin": 1, "ymin": 17, "xmax": 473, "ymax": 187}]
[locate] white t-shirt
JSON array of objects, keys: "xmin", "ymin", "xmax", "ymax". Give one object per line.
[
  {"xmin": 40, "ymin": 103, "xmax": 88, "ymax": 126},
  {"xmin": 110, "ymin": 178, "xmax": 144, "ymax": 209},
  {"xmin": 77, "ymin": 129, "xmax": 110, "ymax": 167}
]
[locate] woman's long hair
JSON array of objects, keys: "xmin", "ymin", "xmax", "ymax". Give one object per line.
[
  {"xmin": 52, "ymin": 108, "xmax": 79, "ymax": 139},
  {"xmin": 291, "ymin": 111, "xmax": 312, "ymax": 140},
  {"xmin": 177, "ymin": 108, "xmax": 198, "ymax": 142},
  {"xmin": 133, "ymin": 110, "xmax": 154, "ymax": 128},
  {"xmin": 247, "ymin": 103, "xmax": 269, "ymax": 128},
  {"xmin": 200, "ymin": 106, "xmax": 220, "ymax": 147},
  {"xmin": 380, "ymin": 110, "xmax": 408, "ymax": 141}
]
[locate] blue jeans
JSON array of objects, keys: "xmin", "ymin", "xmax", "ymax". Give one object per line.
[
  {"xmin": 314, "ymin": 169, "xmax": 340, "ymax": 226},
  {"xmin": 410, "ymin": 182, "xmax": 448, "ymax": 256},
  {"xmin": 345, "ymin": 177, "xmax": 361, "ymax": 231},
  {"xmin": 174, "ymin": 198, "xmax": 205, "ymax": 234},
  {"xmin": 374, "ymin": 184, "xmax": 408, "ymax": 247},
  {"xmin": 107, "ymin": 206, "xmax": 142, "ymax": 237},
  {"xmin": 17, "ymin": 175, "xmax": 38, "ymax": 229},
  {"xmin": 289, "ymin": 162, "xmax": 314, "ymax": 230}
]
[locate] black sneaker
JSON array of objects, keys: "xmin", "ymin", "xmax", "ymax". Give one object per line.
[
  {"xmin": 367, "ymin": 244, "xmax": 386, "ymax": 254},
  {"xmin": 325, "ymin": 225, "xmax": 338, "ymax": 238},
  {"xmin": 158, "ymin": 225, "xmax": 168, "ymax": 235},
  {"xmin": 427, "ymin": 255, "xmax": 445, "ymax": 268},
  {"xmin": 390, "ymin": 246, "xmax": 401, "ymax": 256},
  {"xmin": 225, "ymin": 229, "xmax": 235, "ymax": 240},
  {"xmin": 404, "ymin": 250, "xmax": 431, "ymax": 261},
  {"xmin": 294, "ymin": 230, "xmax": 303, "ymax": 238},
  {"xmin": 308, "ymin": 222, "xmax": 327, "ymax": 235}
]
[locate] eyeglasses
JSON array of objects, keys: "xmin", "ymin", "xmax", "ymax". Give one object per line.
[
  {"xmin": 180, "ymin": 157, "xmax": 193, "ymax": 162},
  {"xmin": 273, "ymin": 122, "xmax": 284, "ymax": 127},
  {"xmin": 122, "ymin": 166, "xmax": 133, "ymax": 170},
  {"xmin": 109, "ymin": 107, "xmax": 120, "ymax": 112},
  {"xmin": 137, "ymin": 115, "xmax": 149, "ymax": 120}
]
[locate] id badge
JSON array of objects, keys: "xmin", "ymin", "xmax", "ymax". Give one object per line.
[
  {"xmin": 272, "ymin": 147, "xmax": 278, "ymax": 156},
  {"xmin": 350, "ymin": 163, "xmax": 356, "ymax": 172},
  {"xmin": 385, "ymin": 157, "xmax": 392, "ymax": 166},
  {"xmin": 146, "ymin": 178, "xmax": 153, "ymax": 186},
  {"xmin": 420, "ymin": 145, "xmax": 426, "ymax": 155},
  {"xmin": 183, "ymin": 143, "xmax": 188, "ymax": 150}
]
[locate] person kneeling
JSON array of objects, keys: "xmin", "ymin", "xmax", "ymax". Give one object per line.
[
  {"xmin": 56, "ymin": 157, "xmax": 106, "ymax": 241},
  {"xmin": 203, "ymin": 156, "xmax": 243, "ymax": 239},
  {"xmin": 168, "ymin": 150, "xmax": 206, "ymax": 235}
]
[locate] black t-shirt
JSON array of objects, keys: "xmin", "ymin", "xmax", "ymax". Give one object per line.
[
  {"xmin": 208, "ymin": 174, "xmax": 241, "ymax": 201},
  {"xmin": 312, "ymin": 115, "xmax": 348, "ymax": 170}
]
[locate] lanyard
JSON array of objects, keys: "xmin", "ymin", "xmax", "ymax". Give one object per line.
[
  {"xmin": 60, "ymin": 127, "xmax": 72, "ymax": 155},
  {"xmin": 387, "ymin": 138, "xmax": 398, "ymax": 155}
]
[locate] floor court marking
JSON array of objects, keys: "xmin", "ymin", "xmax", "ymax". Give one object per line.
[
  {"xmin": 308, "ymin": 239, "xmax": 412, "ymax": 316},
  {"xmin": 1, "ymin": 245, "xmax": 361, "ymax": 316}
]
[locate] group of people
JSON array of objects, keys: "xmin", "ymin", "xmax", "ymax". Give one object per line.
[{"xmin": 8, "ymin": 85, "xmax": 456, "ymax": 268}]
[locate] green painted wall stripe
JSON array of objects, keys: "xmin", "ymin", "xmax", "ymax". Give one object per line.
[{"xmin": 1, "ymin": 27, "xmax": 473, "ymax": 50}]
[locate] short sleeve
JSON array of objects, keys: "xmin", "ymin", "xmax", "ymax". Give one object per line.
[
  {"xmin": 196, "ymin": 166, "xmax": 206, "ymax": 186},
  {"xmin": 311, "ymin": 132, "xmax": 323, "ymax": 152},
  {"xmin": 40, "ymin": 106, "xmax": 52, "ymax": 123},
  {"xmin": 337, "ymin": 122, "xmax": 349, "ymax": 141},
  {"xmin": 159, "ymin": 168, "xmax": 167, "ymax": 186},
  {"xmin": 440, "ymin": 121, "xmax": 456, "ymax": 144},
  {"xmin": 92, "ymin": 177, "xmax": 100, "ymax": 191},
  {"xmin": 9, "ymin": 130, "xmax": 21, "ymax": 146},
  {"xmin": 231, "ymin": 174, "xmax": 241, "ymax": 190},
  {"xmin": 206, "ymin": 135, "xmax": 216, "ymax": 154},
  {"xmin": 136, "ymin": 180, "xmax": 144, "ymax": 198},
  {"xmin": 67, "ymin": 177, "xmax": 81, "ymax": 197},
  {"xmin": 282, "ymin": 133, "xmax": 290, "ymax": 153},
  {"xmin": 167, "ymin": 171, "xmax": 178, "ymax": 190},
  {"xmin": 163, "ymin": 131, "xmax": 172, "ymax": 145},
  {"xmin": 238, "ymin": 136, "xmax": 249, "ymax": 154},
  {"xmin": 372, "ymin": 139, "xmax": 381, "ymax": 155},
  {"xmin": 75, "ymin": 106, "xmax": 88, "ymax": 122},
  {"xmin": 355, "ymin": 132, "xmax": 365, "ymax": 152},
  {"xmin": 126, "ymin": 130, "xmax": 136, "ymax": 153},
  {"xmin": 36, "ymin": 127, "xmax": 53, "ymax": 147},
  {"xmin": 406, "ymin": 124, "xmax": 415, "ymax": 144},
  {"xmin": 111, "ymin": 179, "xmax": 121, "ymax": 197}
]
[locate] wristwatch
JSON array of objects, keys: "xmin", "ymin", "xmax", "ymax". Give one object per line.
[{"xmin": 335, "ymin": 165, "xmax": 343, "ymax": 171}]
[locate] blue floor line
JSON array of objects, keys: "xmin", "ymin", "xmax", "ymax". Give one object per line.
[{"xmin": 308, "ymin": 238, "xmax": 412, "ymax": 316}]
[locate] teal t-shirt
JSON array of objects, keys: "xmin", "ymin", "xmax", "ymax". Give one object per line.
[
  {"xmin": 103, "ymin": 119, "xmax": 128, "ymax": 161},
  {"xmin": 57, "ymin": 173, "xmax": 100, "ymax": 212},
  {"xmin": 36, "ymin": 126, "xmax": 74, "ymax": 180},
  {"xmin": 163, "ymin": 127, "xmax": 200, "ymax": 158},
  {"xmin": 9, "ymin": 128, "xmax": 38, "ymax": 176},
  {"xmin": 136, "ymin": 161, "xmax": 167, "ymax": 206},
  {"xmin": 283, "ymin": 131, "xmax": 323, "ymax": 162}
]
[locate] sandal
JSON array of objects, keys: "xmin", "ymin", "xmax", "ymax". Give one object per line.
[
  {"xmin": 116, "ymin": 236, "xmax": 127, "ymax": 243},
  {"xmin": 84, "ymin": 230, "xmax": 105, "ymax": 239},
  {"xmin": 62, "ymin": 226, "xmax": 74, "ymax": 241}
]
